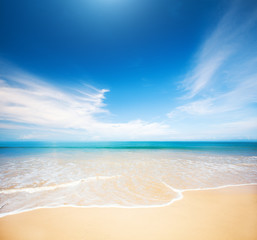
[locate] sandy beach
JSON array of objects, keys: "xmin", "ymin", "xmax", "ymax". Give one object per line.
[{"xmin": 0, "ymin": 185, "xmax": 256, "ymax": 240}]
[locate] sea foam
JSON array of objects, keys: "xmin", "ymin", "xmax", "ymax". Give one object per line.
[{"xmin": 0, "ymin": 145, "xmax": 256, "ymax": 217}]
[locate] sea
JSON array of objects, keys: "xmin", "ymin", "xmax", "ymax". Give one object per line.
[{"xmin": 0, "ymin": 141, "xmax": 256, "ymax": 217}]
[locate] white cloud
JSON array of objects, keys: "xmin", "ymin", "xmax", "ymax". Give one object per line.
[
  {"xmin": 181, "ymin": 1, "xmax": 257, "ymax": 98},
  {"xmin": 0, "ymin": 77, "xmax": 107, "ymax": 128},
  {"xmin": 205, "ymin": 118, "xmax": 257, "ymax": 139},
  {"xmin": 219, "ymin": 118, "xmax": 257, "ymax": 132},
  {"xmin": 169, "ymin": 74, "xmax": 257, "ymax": 117},
  {"xmin": 166, "ymin": 2, "xmax": 257, "ymax": 140},
  {"xmin": 0, "ymin": 67, "xmax": 175, "ymax": 140},
  {"xmin": 183, "ymin": 51, "xmax": 231, "ymax": 98},
  {"xmin": 86, "ymin": 120, "xmax": 175, "ymax": 140},
  {"xmin": 18, "ymin": 134, "xmax": 37, "ymax": 140},
  {"xmin": 176, "ymin": 98, "xmax": 214, "ymax": 115}
]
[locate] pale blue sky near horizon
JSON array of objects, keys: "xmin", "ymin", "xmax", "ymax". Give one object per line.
[{"xmin": 0, "ymin": 0, "xmax": 257, "ymax": 141}]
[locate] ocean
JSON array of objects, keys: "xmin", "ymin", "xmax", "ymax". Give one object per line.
[{"xmin": 0, "ymin": 141, "xmax": 256, "ymax": 217}]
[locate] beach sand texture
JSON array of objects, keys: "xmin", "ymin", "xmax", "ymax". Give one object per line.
[{"xmin": 0, "ymin": 185, "xmax": 256, "ymax": 240}]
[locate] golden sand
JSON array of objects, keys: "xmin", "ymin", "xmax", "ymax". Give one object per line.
[{"xmin": 0, "ymin": 185, "xmax": 257, "ymax": 240}]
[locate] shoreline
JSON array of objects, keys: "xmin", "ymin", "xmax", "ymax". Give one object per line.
[
  {"xmin": 0, "ymin": 182, "xmax": 256, "ymax": 218},
  {"xmin": 1, "ymin": 184, "xmax": 257, "ymax": 240}
]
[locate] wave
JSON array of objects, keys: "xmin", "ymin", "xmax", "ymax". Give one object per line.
[
  {"xmin": 0, "ymin": 182, "xmax": 256, "ymax": 218},
  {"xmin": 0, "ymin": 175, "xmax": 122, "ymax": 194}
]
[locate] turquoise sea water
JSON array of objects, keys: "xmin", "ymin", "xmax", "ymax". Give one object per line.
[
  {"xmin": 1, "ymin": 141, "xmax": 257, "ymax": 153},
  {"xmin": 0, "ymin": 141, "xmax": 256, "ymax": 217}
]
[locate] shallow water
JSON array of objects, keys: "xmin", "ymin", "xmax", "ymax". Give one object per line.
[{"xmin": 0, "ymin": 142, "xmax": 257, "ymax": 217}]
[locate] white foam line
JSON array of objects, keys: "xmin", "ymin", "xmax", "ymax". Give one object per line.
[
  {"xmin": 180, "ymin": 182, "xmax": 257, "ymax": 192},
  {"xmin": 0, "ymin": 175, "xmax": 122, "ymax": 194},
  {"xmin": 0, "ymin": 182, "xmax": 256, "ymax": 218}
]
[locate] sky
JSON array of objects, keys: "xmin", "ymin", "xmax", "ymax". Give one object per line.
[{"xmin": 0, "ymin": 0, "xmax": 257, "ymax": 141}]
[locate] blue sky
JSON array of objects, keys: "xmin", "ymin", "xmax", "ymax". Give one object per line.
[{"xmin": 0, "ymin": 0, "xmax": 257, "ymax": 141}]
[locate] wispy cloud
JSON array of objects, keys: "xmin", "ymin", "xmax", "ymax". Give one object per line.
[
  {"xmin": 0, "ymin": 65, "xmax": 174, "ymax": 140},
  {"xmin": 167, "ymin": 1, "xmax": 257, "ymax": 139},
  {"xmin": 170, "ymin": 74, "xmax": 257, "ymax": 116},
  {"xmin": 181, "ymin": 1, "xmax": 257, "ymax": 98},
  {"xmin": 217, "ymin": 118, "xmax": 257, "ymax": 133},
  {"xmin": 0, "ymin": 74, "xmax": 108, "ymax": 128},
  {"xmin": 183, "ymin": 50, "xmax": 231, "ymax": 99},
  {"xmin": 202, "ymin": 118, "xmax": 257, "ymax": 140}
]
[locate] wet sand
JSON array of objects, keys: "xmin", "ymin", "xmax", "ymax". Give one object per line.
[{"xmin": 0, "ymin": 185, "xmax": 257, "ymax": 240}]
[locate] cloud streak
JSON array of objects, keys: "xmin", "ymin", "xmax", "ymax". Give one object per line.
[
  {"xmin": 167, "ymin": 1, "xmax": 257, "ymax": 139},
  {"xmin": 0, "ymin": 66, "xmax": 174, "ymax": 140},
  {"xmin": 0, "ymin": 75, "xmax": 108, "ymax": 128},
  {"xmin": 171, "ymin": 74, "xmax": 257, "ymax": 116},
  {"xmin": 182, "ymin": 1, "xmax": 257, "ymax": 98}
]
